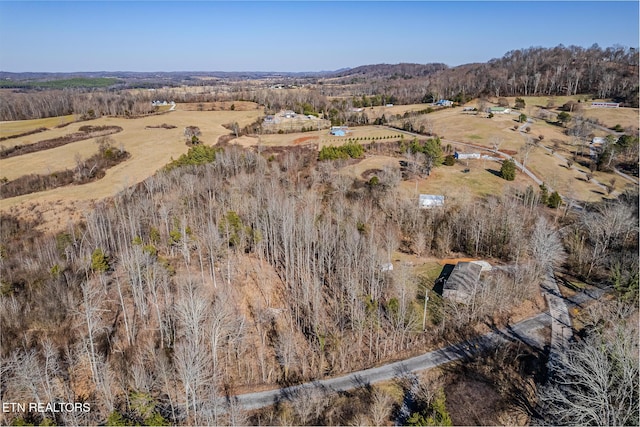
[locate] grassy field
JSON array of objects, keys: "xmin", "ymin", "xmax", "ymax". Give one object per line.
[
  {"xmin": 0, "ymin": 109, "xmax": 262, "ymax": 209},
  {"xmin": 398, "ymin": 159, "xmax": 532, "ymax": 202},
  {"xmin": 383, "ymin": 99, "xmax": 638, "ymax": 203},
  {"xmin": 2, "ymin": 96, "xmax": 636, "ymax": 229},
  {"xmin": 581, "ymin": 106, "xmax": 640, "ymax": 131},
  {"xmin": 0, "ymin": 115, "xmax": 77, "ymax": 139},
  {"xmin": 365, "ymin": 103, "xmax": 436, "ymax": 121}
]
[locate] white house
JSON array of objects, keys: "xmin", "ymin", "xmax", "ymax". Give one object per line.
[
  {"xmin": 435, "ymin": 100, "xmax": 453, "ymax": 107},
  {"xmin": 454, "ymin": 152, "xmax": 481, "ymax": 160}
]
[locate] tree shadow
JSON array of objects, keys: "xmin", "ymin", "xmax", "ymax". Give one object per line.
[{"xmin": 485, "ymin": 168, "xmax": 502, "ymax": 178}]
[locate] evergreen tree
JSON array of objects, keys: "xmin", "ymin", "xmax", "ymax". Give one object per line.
[{"xmin": 500, "ymin": 159, "xmax": 516, "ymax": 181}]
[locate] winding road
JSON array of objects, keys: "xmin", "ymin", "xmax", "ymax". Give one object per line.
[{"xmin": 223, "ymin": 284, "xmax": 603, "ymax": 411}]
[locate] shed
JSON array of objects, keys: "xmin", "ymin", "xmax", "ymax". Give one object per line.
[
  {"xmin": 441, "ymin": 262, "xmax": 483, "ymax": 304},
  {"xmin": 419, "ymin": 194, "xmax": 445, "ymax": 209}
]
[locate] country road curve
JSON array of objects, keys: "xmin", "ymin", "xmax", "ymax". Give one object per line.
[
  {"xmin": 230, "ymin": 314, "xmax": 549, "ymax": 411},
  {"xmin": 224, "ymin": 285, "xmax": 605, "ymax": 412}
]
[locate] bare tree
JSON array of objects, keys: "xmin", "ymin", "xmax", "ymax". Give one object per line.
[{"xmin": 538, "ymin": 313, "xmax": 638, "ymax": 426}]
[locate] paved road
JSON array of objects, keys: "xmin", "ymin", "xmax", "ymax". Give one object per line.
[
  {"xmin": 541, "ymin": 267, "xmax": 573, "ymax": 366},
  {"xmin": 222, "ymin": 282, "xmax": 606, "ymax": 412},
  {"xmin": 229, "ymin": 313, "xmax": 550, "ymax": 411}
]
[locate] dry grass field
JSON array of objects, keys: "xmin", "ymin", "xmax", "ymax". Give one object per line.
[
  {"xmin": 365, "ymin": 103, "xmax": 435, "ymax": 121},
  {"xmin": 398, "ymin": 159, "xmax": 532, "ymax": 203},
  {"xmin": 337, "ymin": 155, "xmax": 399, "ymax": 179},
  {"xmin": 388, "ymin": 99, "xmax": 638, "ymax": 203},
  {"xmin": 2, "ymin": 96, "xmax": 636, "ymax": 230},
  {"xmin": 337, "ymin": 152, "xmax": 530, "ymax": 202},
  {"xmin": 0, "ymin": 108, "xmax": 262, "ymax": 211},
  {"xmin": 0, "ymin": 114, "xmax": 76, "ymax": 139},
  {"xmin": 581, "ymin": 107, "xmax": 640, "ymax": 131},
  {"xmin": 176, "ymin": 100, "xmax": 260, "ymax": 111}
]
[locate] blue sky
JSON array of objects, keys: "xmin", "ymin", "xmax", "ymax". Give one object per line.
[{"xmin": 0, "ymin": 1, "xmax": 638, "ymax": 72}]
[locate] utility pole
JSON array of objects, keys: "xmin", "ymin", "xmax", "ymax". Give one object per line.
[{"xmin": 422, "ymin": 288, "xmax": 429, "ymax": 331}]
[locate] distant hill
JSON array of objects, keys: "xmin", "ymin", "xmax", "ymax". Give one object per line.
[{"xmin": 328, "ymin": 63, "xmax": 448, "ymax": 79}]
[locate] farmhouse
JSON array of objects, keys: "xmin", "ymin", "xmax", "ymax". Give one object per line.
[
  {"xmin": 488, "ymin": 106, "xmax": 511, "ymax": 114},
  {"xmin": 440, "ymin": 261, "xmax": 483, "ymax": 304},
  {"xmin": 419, "ymin": 194, "xmax": 445, "ymax": 209},
  {"xmin": 435, "ymin": 99, "xmax": 453, "ymax": 107},
  {"xmin": 454, "ymin": 151, "xmax": 481, "ymax": 160}
]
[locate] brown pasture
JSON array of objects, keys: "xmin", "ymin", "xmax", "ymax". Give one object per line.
[
  {"xmin": 396, "ymin": 159, "xmax": 532, "ymax": 202},
  {"xmin": 0, "ymin": 114, "xmax": 76, "ymax": 139},
  {"xmin": 396, "ymin": 103, "xmax": 637, "ymax": 203},
  {"xmin": 0, "ymin": 109, "xmax": 262, "ymax": 210},
  {"xmin": 244, "ymin": 126, "xmax": 404, "ymax": 149}
]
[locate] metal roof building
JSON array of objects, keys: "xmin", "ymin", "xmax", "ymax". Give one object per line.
[
  {"xmin": 419, "ymin": 194, "xmax": 445, "ymax": 209},
  {"xmin": 442, "ymin": 262, "xmax": 483, "ymax": 304}
]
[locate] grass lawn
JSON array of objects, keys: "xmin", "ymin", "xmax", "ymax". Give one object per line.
[{"xmin": 398, "ymin": 159, "xmax": 531, "ymax": 202}]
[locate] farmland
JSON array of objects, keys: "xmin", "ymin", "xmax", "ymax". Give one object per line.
[
  {"xmin": 0, "ymin": 106, "xmax": 262, "ymax": 211},
  {"xmin": 1, "ymin": 96, "xmax": 637, "ymax": 222}
]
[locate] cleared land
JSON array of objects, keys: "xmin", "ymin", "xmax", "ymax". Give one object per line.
[
  {"xmin": 394, "ymin": 101, "xmax": 638, "ymax": 202},
  {"xmin": 234, "ymin": 126, "xmax": 406, "ymax": 149},
  {"xmin": 0, "ymin": 114, "xmax": 76, "ymax": 139},
  {"xmin": 2, "ymin": 96, "xmax": 636, "ymax": 228},
  {"xmin": 0, "ymin": 108, "xmax": 262, "ymax": 210}
]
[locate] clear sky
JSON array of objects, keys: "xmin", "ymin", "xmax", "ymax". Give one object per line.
[{"xmin": 0, "ymin": 1, "xmax": 638, "ymax": 72}]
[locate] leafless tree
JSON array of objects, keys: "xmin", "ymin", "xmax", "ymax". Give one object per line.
[{"xmin": 538, "ymin": 312, "xmax": 638, "ymax": 426}]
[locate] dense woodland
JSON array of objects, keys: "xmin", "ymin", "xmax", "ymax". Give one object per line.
[
  {"xmin": 1, "ymin": 44, "xmax": 638, "ymax": 121},
  {"xmin": 1, "ymin": 139, "xmax": 638, "ymax": 425}
]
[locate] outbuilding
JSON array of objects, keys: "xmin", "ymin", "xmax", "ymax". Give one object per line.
[
  {"xmin": 419, "ymin": 194, "xmax": 445, "ymax": 209},
  {"xmin": 441, "ymin": 262, "xmax": 483, "ymax": 304}
]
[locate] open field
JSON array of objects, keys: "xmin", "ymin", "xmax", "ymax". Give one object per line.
[
  {"xmin": 365, "ymin": 103, "xmax": 437, "ymax": 120},
  {"xmin": 386, "ymin": 99, "xmax": 638, "ymax": 203},
  {"xmin": 0, "ymin": 114, "xmax": 76, "ymax": 139},
  {"xmin": 176, "ymin": 100, "xmax": 260, "ymax": 111},
  {"xmin": 398, "ymin": 160, "xmax": 532, "ymax": 202},
  {"xmin": 2, "ymin": 96, "xmax": 635, "ymax": 223},
  {"xmin": 580, "ymin": 107, "xmax": 640, "ymax": 132},
  {"xmin": 337, "ymin": 155, "xmax": 399, "ymax": 179},
  {"xmin": 0, "ymin": 108, "xmax": 262, "ymax": 210}
]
